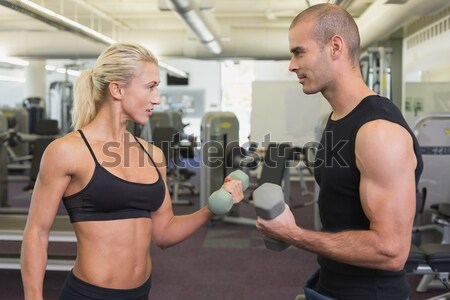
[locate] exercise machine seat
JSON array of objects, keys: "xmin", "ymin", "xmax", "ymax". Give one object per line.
[
  {"xmin": 431, "ymin": 203, "xmax": 450, "ymax": 219},
  {"xmin": 420, "ymin": 244, "xmax": 450, "ymax": 272},
  {"xmin": 406, "ymin": 244, "xmax": 427, "ymax": 272}
]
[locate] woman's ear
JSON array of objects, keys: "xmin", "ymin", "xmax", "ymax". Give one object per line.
[{"xmin": 108, "ymin": 81, "xmax": 123, "ymax": 99}]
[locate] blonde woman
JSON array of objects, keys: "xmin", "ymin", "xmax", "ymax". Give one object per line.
[{"xmin": 20, "ymin": 42, "xmax": 244, "ymax": 300}]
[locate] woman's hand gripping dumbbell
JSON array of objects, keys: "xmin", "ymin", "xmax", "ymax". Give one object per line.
[{"xmin": 207, "ymin": 170, "xmax": 249, "ymax": 215}]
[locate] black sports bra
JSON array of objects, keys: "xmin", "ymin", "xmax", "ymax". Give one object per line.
[{"xmin": 62, "ymin": 130, "xmax": 166, "ymax": 223}]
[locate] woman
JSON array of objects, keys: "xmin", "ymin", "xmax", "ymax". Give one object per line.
[{"xmin": 20, "ymin": 42, "xmax": 244, "ymax": 300}]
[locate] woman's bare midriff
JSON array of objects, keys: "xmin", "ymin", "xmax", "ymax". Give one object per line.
[{"xmin": 71, "ymin": 217, "xmax": 153, "ymax": 289}]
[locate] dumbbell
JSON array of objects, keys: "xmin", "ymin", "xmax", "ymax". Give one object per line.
[
  {"xmin": 207, "ymin": 170, "xmax": 249, "ymax": 215},
  {"xmin": 253, "ymin": 183, "xmax": 290, "ymax": 251}
]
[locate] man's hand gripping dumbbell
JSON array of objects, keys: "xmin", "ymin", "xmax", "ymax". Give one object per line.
[{"xmin": 254, "ymin": 183, "xmax": 291, "ymax": 251}]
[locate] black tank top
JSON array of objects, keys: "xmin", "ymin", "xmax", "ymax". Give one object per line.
[
  {"xmin": 313, "ymin": 95, "xmax": 423, "ymax": 300},
  {"xmin": 62, "ymin": 130, "xmax": 166, "ymax": 223}
]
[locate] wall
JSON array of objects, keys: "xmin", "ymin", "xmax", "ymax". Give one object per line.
[
  {"xmin": 251, "ymin": 60, "xmax": 331, "ymax": 147},
  {"xmin": 404, "ymin": 82, "xmax": 450, "ymax": 125},
  {"xmin": 0, "ymin": 64, "xmax": 78, "ymax": 107},
  {"xmin": 422, "ymin": 65, "xmax": 450, "ymax": 82},
  {"xmin": 153, "ymin": 58, "xmax": 221, "ymax": 138},
  {"xmin": 0, "ymin": 68, "xmax": 27, "ymax": 107},
  {"xmin": 0, "ymin": 63, "xmax": 76, "ymax": 134},
  {"xmin": 402, "ymin": 7, "xmax": 450, "ymax": 124},
  {"xmin": 251, "ymin": 81, "xmax": 331, "ymax": 147},
  {"xmin": 0, "ymin": 58, "xmax": 220, "ymax": 138},
  {"xmin": 254, "ymin": 60, "xmax": 295, "ymax": 82}
]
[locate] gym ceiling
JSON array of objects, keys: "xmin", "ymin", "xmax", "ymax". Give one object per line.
[{"xmin": 0, "ymin": 0, "xmax": 448, "ymax": 62}]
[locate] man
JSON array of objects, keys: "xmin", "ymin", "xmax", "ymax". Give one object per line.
[{"xmin": 256, "ymin": 4, "xmax": 423, "ymax": 300}]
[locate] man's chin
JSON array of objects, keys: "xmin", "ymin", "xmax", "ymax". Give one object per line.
[{"xmin": 302, "ymin": 87, "xmax": 317, "ymax": 95}]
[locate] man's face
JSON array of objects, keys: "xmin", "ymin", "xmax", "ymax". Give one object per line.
[{"xmin": 288, "ymin": 20, "xmax": 329, "ymax": 95}]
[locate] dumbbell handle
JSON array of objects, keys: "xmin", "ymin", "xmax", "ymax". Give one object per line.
[
  {"xmin": 207, "ymin": 170, "xmax": 249, "ymax": 215},
  {"xmin": 263, "ymin": 236, "xmax": 290, "ymax": 251},
  {"xmin": 254, "ymin": 183, "xmax": 290, "ymax": 251}
]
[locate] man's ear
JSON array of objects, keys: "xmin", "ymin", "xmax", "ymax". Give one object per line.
[
  {"xmin": 329, "ymin": 35, "xmax": 344, "ymax": 59},
  {"xmin": 108, "ymin": 81, "xmax": 123, "ymax": 99}
]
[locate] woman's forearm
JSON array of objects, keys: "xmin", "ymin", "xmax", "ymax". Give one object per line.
[
  {"xmin": 21, "ymin": 230, "xmax": 49, "ymax": 300},
  {"xmin": 156, "ymin": 206, "xmax": 214, "ymax": 249}
]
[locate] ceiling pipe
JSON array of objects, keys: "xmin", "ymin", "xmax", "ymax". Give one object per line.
[
  {"xmin": 0, "ymin": 0, "xmax": 116, "ymax": 44},
  {"xmin": 0, "ymin": 0, "xmax": 188, "ymax": 78},
  {"xmin": 335, "ymin": 0, "xmax": 357, "ymax": 10},
  {"xmin": 70, "ymin": 0, "xmax": 131, "ymax": 31},
  {"xmin": 169, "ymin": 0, "xmax": 222, "ymax": 55},
  {"xmin": 357, "ymin": 0, "xmax": 450, "ymax": 50},
  {"xmin": 306, "ymin": 0, "xmax": 351, "ymax": 7}
]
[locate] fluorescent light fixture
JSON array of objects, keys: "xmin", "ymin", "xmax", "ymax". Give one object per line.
[
  {"xmin": 67, "ymin": 69, "xmax": 81, "ymax": 77},
  {"xmin": 0, "ymin": 56, "xmax": 30, "ymax": 67},
  {"xmin": 45, "ymin": 65, "xmax": 81, "ymax": 77},
  {"xmin": 172, "ymin": 0, "xmax": 191, "ymax": 10},
  {"xmin": 306, "ymin": 0, "xmax": 337, "ymax": 6},
  {"xmin": 45, "ymin": 65, "xmax": 56, "ymax": 71},
  {"xmin": 56, "ymin": 67, "xmax": 67, "ymax": 74},
  {"xmin": 205, "ymin": 40, "xmax": 222, "ymax": 55},
  {"xmin": 0, "ymin": 0, "xmax": 188, "ymax": 77},
  {"xmin": 10, "ymin": 0, "xmax": 116, "ymax": 44},
  {"xmin": 0, "ymin": 75, "xmax": 26, "ymax": 82},
  {"xmin": 159, "ymin": 61, "xmax": 189, "ymax": 78},
  {"xmin": 183, "ymin": 10, "xmax": 215, "ymax": 42},
  {"xmin": 170, "ymin": 0, "xmax": 222, "ymax": 55}
]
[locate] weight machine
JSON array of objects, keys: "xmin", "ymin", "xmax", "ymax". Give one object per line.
[
  {"xmin": 200, "ymin": 112, "xmax": 255, "ymax": 225},
  {"xmin": 200, "ymin": 112, "xmax": 292, "ymax": 225},
  {"xmin": 360, "ymin": 47, "xmax": 393, "ymax": 99},
  {"xmin": 48, "ymin": 81, "xmax": 73, "ymax": 134},
  {"xmin": 409, "ymin": 113, "xmax": 450, "ymax": 295}
]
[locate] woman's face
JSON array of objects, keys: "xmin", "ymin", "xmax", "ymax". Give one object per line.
[{"xmin": 121, "ymin": 62, "xmax": 161, "ymax": 125}]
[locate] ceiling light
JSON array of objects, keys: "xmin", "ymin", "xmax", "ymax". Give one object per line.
[
  {"xmin": 170, "ymin": 0, "xmax": 222, "ymax": 55},
  {"xmin": 45, "ymin": 65, "xmax": 56, "ymax": 71},
  {"xmin": 183, "ymin": 10, "xmax": 215, "ymax": 42},
  {"xmin": 1, "ymin": 0, "xmax": 115, "ymax": 44},
  {"xmin": 0, "ymin": 56, "xmax": 29, "ymax": 67},
  {"xmin": 67, "ymin": 69, "xmax": 81, "ymax": 77},
  {"xmin": 56, "ymin": 67, "xmax": 68, "ymax": 74},
  {"xmin": 205, "ymin": 40, "xmax": 222, "ymax": 55},
  {"xmin": 0, "ymin": 0, "xmax": 188, "ymax": 78},
  {"xmin": 0, "ymin": 75, "xmax": 26, "ymax": 82},
  {"xmin": 306, "ymin": 0, "xmax": 337, "ymax": 6},
  {"xmin": 159, "ymin": 61, "xmax": 189, "ymax": 78}
]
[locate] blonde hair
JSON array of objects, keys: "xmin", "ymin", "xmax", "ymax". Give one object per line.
[{"xmin": 72, "ymin": 42, "xmax": 159, "ymax": 130}]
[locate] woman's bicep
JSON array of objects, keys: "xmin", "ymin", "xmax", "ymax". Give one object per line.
[{"xmin": 25, "ymin": 142, "xmax": 73, "ymax": 233}]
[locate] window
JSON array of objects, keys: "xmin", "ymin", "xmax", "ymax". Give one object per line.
[{"xmin": 221, "ymin": 60, "xmax": 255, "ymax": 145}]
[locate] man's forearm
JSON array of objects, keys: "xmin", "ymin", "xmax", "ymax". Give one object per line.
[{"xmin": 288, "ymin": 227, "xmax": 406, "ymax": 271}]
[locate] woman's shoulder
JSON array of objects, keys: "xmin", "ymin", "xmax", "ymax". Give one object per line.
[
  {"xmin": 135, "ymin": 136, "xmax": 165, "ymax": 165},
  {"xmin": 43, "ymin": 131, "xmax": 86, "ymax": 161},
  {"xmin": 33, "ymin": 131, "xmax": 89, "ymax": 179}
]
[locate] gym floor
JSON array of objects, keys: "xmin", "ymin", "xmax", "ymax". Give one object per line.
[{"xmin": 0, "ymin": 165, "xmax": 447, "ymax": 300}]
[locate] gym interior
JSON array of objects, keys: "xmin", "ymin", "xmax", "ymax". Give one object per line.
[{"xmin": 1, "ymin": 0, "xmax": 450, "ymax": 299}]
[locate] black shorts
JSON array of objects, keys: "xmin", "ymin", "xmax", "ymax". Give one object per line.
[{"xmin": 59, "ymin": 270, "xmax": 152, "ymax": 300}]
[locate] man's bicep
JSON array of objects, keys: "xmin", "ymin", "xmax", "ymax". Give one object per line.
[{"xmin": 356, "ymin": 120, "xmax": 417, "ymax": 232}]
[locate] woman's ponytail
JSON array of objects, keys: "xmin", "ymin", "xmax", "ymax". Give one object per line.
[{"xmin": 72, "ymin": 69, "xmax": 97, "ymax": 130}]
